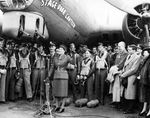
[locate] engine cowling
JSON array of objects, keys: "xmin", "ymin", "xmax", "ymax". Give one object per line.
[
  {"xmin": 122, "ymin": 3, "xmax": 150, "ymax": 44},
  {"xmin": 2, "ymin": 11, "xmax": 49, "ymax": 41}
]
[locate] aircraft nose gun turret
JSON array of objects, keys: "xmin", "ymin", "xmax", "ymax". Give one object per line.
[{"xmin": 2, "ymin": 11, "xmax": 49, "ymax": 41}]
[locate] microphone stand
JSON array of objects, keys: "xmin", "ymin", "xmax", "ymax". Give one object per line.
[{"xmin": 34, "ymin": 57, "xmax": 54, "ymax": 118}]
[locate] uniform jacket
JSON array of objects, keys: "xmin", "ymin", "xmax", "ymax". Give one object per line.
[
  {"xmin": 18, "ymin": 50, "xmax": 31, "ymax": 69},
  {"xmin": 33, "ymin": 51, "xmax": 46, "ymax": 69},
  {"xmin": 48, "ymin": 53, "xmax": 56, "ymax": 79},
  {"xmin": 7, "ymin": 50, "xmax": 19, "ymax": 69},
  {"xmin": 67, "ymin": 52, "xmax": 80, "ymax": 70},
  {"xmin": 79, "ymin": 57, "xmax": 95, "ymax": 76},
  {"xmin": 49, "ymin": 54, "xmax": 71, "ymax": 79}
]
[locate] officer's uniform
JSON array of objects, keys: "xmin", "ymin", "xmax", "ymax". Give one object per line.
[
  {"xmin": 47, "ymin": 52, "xmax": 55, "ymax": 100},
  {"xmin": 32, "ymin": 51, "xmax": 46, "ymax": 97}
]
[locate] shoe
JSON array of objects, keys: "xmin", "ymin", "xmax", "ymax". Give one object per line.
[
  {"xmin": 54, "ymin": 107, "xmax": 60, "ymax": 112},
  {"xmin": 111, "ymin": 104, "xmax": 116, "ymax": 108},
  {"xmin": 119, "ymin": 107, "xmax": 127, "ymax": 112},
  {"xmin": 123, "ymin": 110, "xmax": 134, "ymax": 114},
  {"xmin": 9, "ymin": 99, "xmax": 16, "ymax": 102},
  {"xmin": 109, "ymin": 102, "xmax": 115, "ymax": 106},
  {"xmin": 100, "ymin": 100, "xmax": 104, "ymax": 105},
  {"xmin": 57, "ymin": 108, "xmax": 65, "ymax": 113},
  {"xmin": 138, "ymin": 111, "xmax": 147, "ymax": 116},
  {"xmin": 146, "ymin": 115, "xmax": 150, "ymax": 118},
  {"xmin": 18, "ymin": 97, "xmax": 22, "ymax": 101},
  {"xmin": 116, "ymin": 105, "xmax": 122, "ymax": 110},
  {"xmin": 0, "ymin": 101, "xmax": 6, "ymax": 104},
  {"xmin": 27, "ymin": 98, "xmax": 33, "ymax": 102}
]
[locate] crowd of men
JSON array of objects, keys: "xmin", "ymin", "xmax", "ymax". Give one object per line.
[{"xmin": 0, "ymin": 37, "xmax": 150, "ymax": 116}]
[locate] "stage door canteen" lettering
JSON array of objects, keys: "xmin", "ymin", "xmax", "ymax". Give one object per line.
[{"xmin": 41, "ymin": 0, "xmax": 76, "ymax": 28}]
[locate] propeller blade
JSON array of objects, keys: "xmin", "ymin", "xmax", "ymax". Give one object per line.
[{"xmin": 104, "ymin": 0, "xmax": 141, "ymax": 16}]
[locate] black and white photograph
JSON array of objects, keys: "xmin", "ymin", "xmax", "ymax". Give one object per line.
[{"xmin": 0, "ymin": 0, "xmax": 149, "ymax": 118}]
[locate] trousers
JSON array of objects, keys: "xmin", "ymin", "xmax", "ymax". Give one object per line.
[
  {"xmin": 95, "ymin": 69, "xmax": 108, "ymax": 103},
  {"xmin": 20, "ymin": 69, "xmax": 32, "ymax": 98},
  {"xmin": 32, "ymin": 68, "xmax": 46, "ymax": 96},
  {"xmin": 5, "ymin": 68, "xmax": 16, "ymax": 101},
  {"xmin": 68, "ymin": 68, "xmax": 78, "ymax": 100},
  {"xmin": 80, "ymin": 76, "xmax": 94, "ymax": 101},
  {"xmin": 0, "ymin": 72, "xmax": 7, "ymax": 102}
]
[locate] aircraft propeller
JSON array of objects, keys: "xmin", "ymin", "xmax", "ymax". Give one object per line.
[{"xmin": 105, "ymin": 0, "xmax": 150, "ymax": 45}]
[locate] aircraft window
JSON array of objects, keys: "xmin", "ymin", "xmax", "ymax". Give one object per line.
[
  {"xmin": 42, "ymin": 23, "xmax": 45, "ymax": 35},
  {"xmin": 17, "ymin": 15, "xmax": 25, "ymax": 38},
  {"xmin": 20, "ymin": 15, "xmax": 25, "ymax": 30},
  {"xmin": 36, "ymin": 18, "xmax": 40, "ymax": 30}
]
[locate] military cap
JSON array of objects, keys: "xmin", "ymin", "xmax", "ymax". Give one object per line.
[
  {"xmin": 59, "ymin": 44, "xmax": 67, "ymax": 52},
  {"xmin": 21, "ymin": 43, "xmax": 28, "ymax": 47},
  {"xmin": 49, "ymin": 42, "xmax": 55, "ymax": 47},
  {"xmin": 82, "ymin": 48, "xmax": 91, "ymax": 54},
  {"xmin": 6, "ymin": 40, "xmax": 12, "ymax": 45},
  {"xmin": 143, "ymin": 45, "xmax": 150, "ymax": 51},
  {"xmin": 0, "ymin": 37, "xmax": 5, "ymax": 41},
  {"xmin": 98, "ymin": 42, "xmax": 103, "ymax": 46},
  {"xmin": 70, "ymin": 43, "xmax": 75, "ymax": 46}
]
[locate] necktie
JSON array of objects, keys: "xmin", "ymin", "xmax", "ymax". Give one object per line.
[{"xmin": 128, "ymin": 55, "xmax": 131, "ymax": 60}]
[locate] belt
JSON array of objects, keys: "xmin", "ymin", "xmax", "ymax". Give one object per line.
[
  {"xmin": 34, "ymin": 68, "xmax": 45, "ymax": 70},
  {"xmin": 0, "ymin": 65, "xmax": 6, "ymax": 69},
  {"xmin": 8, "ymin": 67, "xmax": 17, "ymax": 69},
  {"xmin": 67, "ymin": 68, "xmax": 77, "ymax": 71},
  {"xmin": 20, "ymin": 68, "xmax": 29, "ymax": 69},
  {"xmin": 55, "ymin": 66, "xmax": 66, "ymax": 71},
  {"xmin": 55, "ymin": 68, "xmax": 66, "ymax": 71}
]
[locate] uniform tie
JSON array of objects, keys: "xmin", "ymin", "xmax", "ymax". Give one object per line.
[{"xmin": 127, "ymin": 55, "xmax": 131, "ymax": 60}]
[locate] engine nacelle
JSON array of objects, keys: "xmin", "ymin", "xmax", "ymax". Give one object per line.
[{"xmin": 2, "ymin": 11, "xmax": 49, "ymax": 41}]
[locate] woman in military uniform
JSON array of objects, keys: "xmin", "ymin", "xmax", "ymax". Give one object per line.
[{"xmin": 49, "ymin": 44, "xmax": 70, "ymax": 113}]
